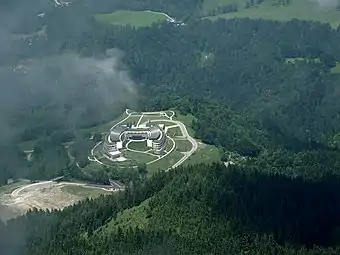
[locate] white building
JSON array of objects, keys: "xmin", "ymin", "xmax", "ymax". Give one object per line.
[{"xmin": 102, "ymin": 124, "xmax": 167, "ymax": 159}]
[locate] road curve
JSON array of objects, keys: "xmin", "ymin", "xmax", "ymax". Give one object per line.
[
  {"xmin": 149, "ymin": 119, "xmax": 198, "ymax": 169},
  {"xmin": 89, "ymin": 110, "xmax": 197, "ymax": 169}
]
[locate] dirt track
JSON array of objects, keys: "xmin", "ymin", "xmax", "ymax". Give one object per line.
[{"xmin": 0, "ymin": 181, "xmax": 88, "ymax": 220}]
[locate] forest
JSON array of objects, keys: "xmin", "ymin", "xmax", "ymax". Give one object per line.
[
  {"xmin": 1, "ymin": 0, "xmax": 340, "ymax": 254},
  {"xmin": 2, "ymin": 163, "xmax": 340, "ymax": 254}
]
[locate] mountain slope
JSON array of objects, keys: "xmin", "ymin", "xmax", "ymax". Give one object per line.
[
  {"xmin": 204, "ymin": 0, "xmax": 340, "ymax": 28},
  {"xmin": 6, "ymin": 163, "xmax": 340, "ymax": 254}
]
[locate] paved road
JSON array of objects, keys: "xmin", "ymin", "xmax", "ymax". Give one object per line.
[
  {"xmin": 89, "ymin": 109, "xmax": 197, "ymax": 168},
  {"xmin": 146, "ymin": 135, "xmax": 176, "ymax": 165},
  {"xmin": 149, "ymin": 119, "xmax": 198, "ymax": 169}
]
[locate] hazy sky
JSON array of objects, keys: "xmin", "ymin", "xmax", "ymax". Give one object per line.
[
  {"xmin": 0, "ymin": 1, "xmax": 138, "ymax": 143},
  {"xmin": 312, "ymin": 0, "xmax": 340, "ymax": 8}
]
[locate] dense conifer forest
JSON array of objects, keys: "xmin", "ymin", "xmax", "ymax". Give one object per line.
[{"xmin": 2, "ymin": 0, "xmax": 340, "ymax": 254}]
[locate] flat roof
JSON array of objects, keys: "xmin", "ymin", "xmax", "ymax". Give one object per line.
[
  {"xmin": 108, "ymin": 124, "xmax": 164, "ymax": 142},
  {"xmin": 109, "ymin": 151, "xmax": 121, "ymax": 156},
  {"xmin": 109, "ymin": 126, "xmax": 128, "ymax": 142}
]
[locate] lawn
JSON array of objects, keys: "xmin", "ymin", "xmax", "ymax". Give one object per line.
[
  {"xmin": 205, "ymin": 0, "xmax": 340, "ymax": 28},
  {"xmin": 167, "ymin": 126, "xmax": 183, "ymax": 137},
  {"xmin": 95, "ymin": 10, "xmax": 169, "ymax": 28},
  {"xmin": 183, "ymin": 143, "xmax": 221, "ymax": 167},
  {"xmin": 174, "ymin": 113, "xmax": 196, "ymax": 137},
  {"xmin": 61, "ymin": 185, "xmax": 110, "ymax": 198},
  {"xmin": 124, "ymin": 150, "xmax": 158, "ymax": 164},
  {"xmin": 150, "ymin": 120, "xmax": 178, "ymax": 127},
  {"xmin": 175, "ymin": 139, "xmax": 193, "ymax": 152},
  {"xmin": 147, "ymin": 150, "xmax": 183, "ymax": 174},
  {"xmin": 127, "ymin": 141, "xmax": 150, "ymax": 152},
  {"xmin": 331, "ymin": 62, "xmax": 340, "ymax": 74},
  {"xmin": 140, "ymin": 114, "xmax": 168, "ymax": 124},
  {"xmin": 120, "ymin": 115, "xmax": 142, "ymax": 126},
  {"xmin": 92, "ymin": 142, "xmax": 103, "ymax": 157}
]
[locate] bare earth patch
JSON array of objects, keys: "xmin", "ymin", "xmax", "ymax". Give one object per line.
[{"xmin": 0, "ymin": 181, "xmax": 105, "ymax": 221}]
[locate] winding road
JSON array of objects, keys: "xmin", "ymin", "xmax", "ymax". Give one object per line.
[
  {"xmin": 149, "ymin": 119, "xmax": 198, "ymax": 169},
  {"xmin": 90, "ymin": 109, "xmax": 197, "ymax": 169}
]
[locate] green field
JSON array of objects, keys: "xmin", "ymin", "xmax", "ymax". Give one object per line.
[
  {"xmin": 119, "ymin": 115, "xmax": 142, "ymax": 125},
  {"xmin": 126, "ymin": 141, "xmax": 149, "ymax": 152},
  {"xmin": 175, "ymin": 139, "xmax": 193, "ymax": 152},
  {"xmin": 95, "ymin": 10, "xmax": 169, "ymax": 27},
  {"xmin": 167, "ymin": 126, "xmax": 182, "ymax": 137},
  {"xmin": 124, "ymin": 151, "xmax": 158, "ymax": 164},
  {"xmin": 61, "ymin": 185, "xmax": 110, "ymax": 198},
  {"xmin": 140, "ymin": 114, "xmax": 168, "ymax": 124},
  {"xmin": 174, "ymin": 113, "xmax": 196, "ymax": 136},
  {"xmin": 150, "ymin": 120, "xmax": 177, "ymax": 127},
  {"xmin": 205, "ymin": 0, "xmax": 340, "ymax": 28},
  {"xmin": 104, "ymin": 199, "xmax": 150, "ymax": 232},
  {"xmin": 96, "ymin": 156, "xmax": 119, "ymax": 166},
  {"xmin": 147, "ymin": 151, "xmax": 183, "ymax": 174},
  {"xmin": 331, "ymin": 62, "xmax": 340, "ymax": 74},
  {"xmin": 182, "ymin": 143, "xmax": 221, "ymax": 167}
]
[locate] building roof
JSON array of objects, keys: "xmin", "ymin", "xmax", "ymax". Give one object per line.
[
  {"xmin": 109, "ymin": 126, "xmax": 128, "ymax": 142},
  {"xmin": 148, "ymin": 125, "xmax": 161, "ymax": 140},
  {"xmin": 107, "ymin": 124, "xmax": 165, "ymax": 142},
  {"xmin": 109, "ymin": 151, "xmax": 121, "ymax": 156}
]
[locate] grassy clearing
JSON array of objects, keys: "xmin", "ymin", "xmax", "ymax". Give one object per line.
[
  {"xmin": 124, "ymin": 151, "xmax": 158, "ymax": 164},
  {"xmin": 140, "ymin": 114, "xmax": 168, "ymax": 124},
  {"xmin": 147, "ymin": 151, "xmax": 183, "ymax": 174},
  {"xmin": 175, "ymin": 139, "xmax": 193, "ymax": 152},
  {"xmin": 150, "ymin": 121, "xmax": 177, "ymax": 127},
  {"xmin": 81, "ymin": 162, "xmax": 105, "ymax": 176},
  {"xmin": 127, "ymin": 141, "xmax": 150, "ymax": 152},
  {"xmin": 167, "ymin": 126, "xmax": 182, "ymax": 137},
  {"xmin": 92, "ymin": 142, "xmax": 104, "ymax": 157},
  {"xmin": 164, "ymin": 139, "xmax": 175, "ymax": 153},
  {"xmin": 331, "ymin": 62, "xmax": 340, "ymax": 74},
  {"xmin": 104, "ymin": 199, "xmax": 150, "ymax": 233},
  {"xmin": 96, "ymin": 157, "xmax": 120, "ymax": 166},
  {"xmin": 120, "ymin": 115, "xmax": 141, "ymax": 125},
  {"xmin": 183, "ymin": 143, "xmax": 221, "ymax": 166},
  {"xmin": 205, "ymin": 0, "xmax": 340, "ymax": 28},
  {"xmin": 174, "ymin": 113, "xmax": 195, "ymax": 137},
  {"xmin": 202, "ymin": 0, "xmax": 245, "ymax": 12},
  {"xmin": 61, "ymin": 185, "xmax": 110, "ymax": 198},
  {"xmin": 95, "ymin": 10, "xmax": 169, "ymax": 27}
]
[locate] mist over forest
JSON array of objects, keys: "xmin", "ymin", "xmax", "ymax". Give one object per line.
[{"xmin": 1, "ymin": 0, "xmax": 340, "ymax": 254}]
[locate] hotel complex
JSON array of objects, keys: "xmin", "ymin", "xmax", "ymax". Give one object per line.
[{"xmin": 103, "ymin": 123, "xmax": 167, "ymax": 159}]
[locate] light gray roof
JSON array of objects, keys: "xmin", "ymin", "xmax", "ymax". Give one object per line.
[
  {"xmin": 109, "ymin": 126, "xmax": 128, "ymax": 142},
  {"xmin": 148, "ymin": 125, "xmax": 161, "ymax": 140}
]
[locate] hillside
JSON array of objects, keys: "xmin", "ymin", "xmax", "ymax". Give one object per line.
[
  {"xmin": 202, "ymin": 0, "xmax": 340, "ymax": 27},
  {"xmin": 3, "ymin": 0, "xmax": 340, "ymax": 254},
  {"xmin": 3, "ymin": 163, "xmax": 340, "ymax": 254}
]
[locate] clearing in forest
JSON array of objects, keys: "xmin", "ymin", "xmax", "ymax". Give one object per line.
[
  {"xmin": 204, "ymin": 0, "xmax": 340, "ymax": 28},
  {"xmin": 95, "ymin": 10, "xmax": 172, "ymax": 27}
]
